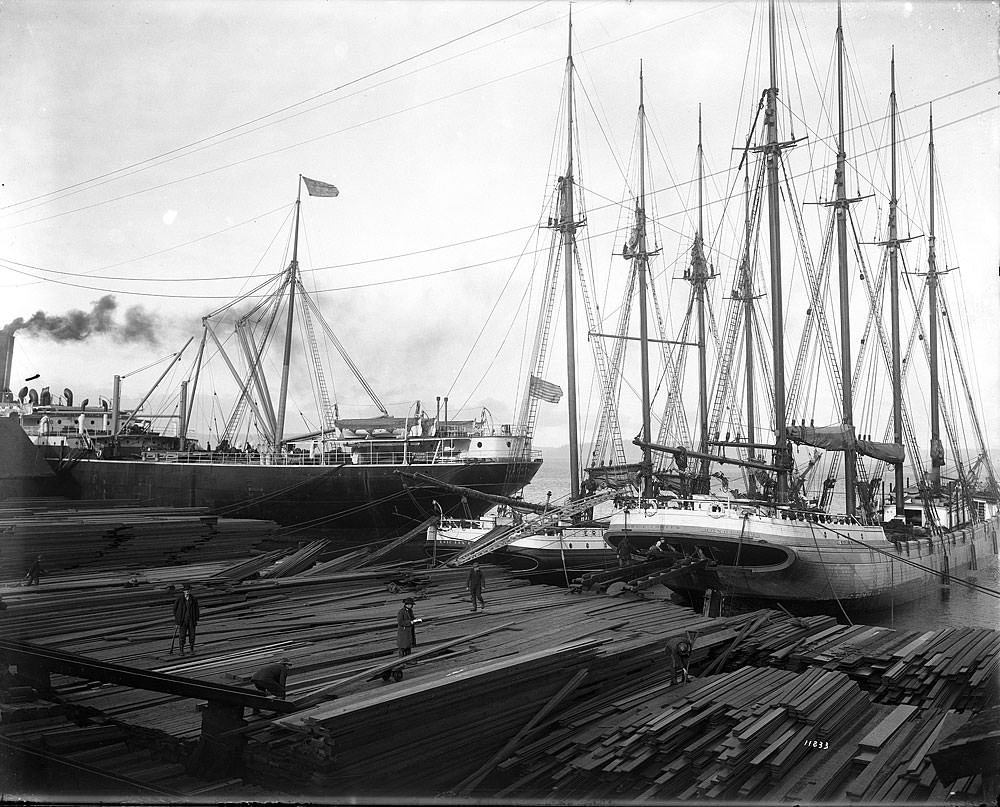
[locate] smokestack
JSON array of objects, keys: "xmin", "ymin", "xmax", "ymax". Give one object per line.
[
  {"xmin": 0, "ymin": 331, "xmax": 12, "ymax": 393},
  {"xmin": 179, "ymin": 380, "xmax": 188, "ymax": 448},
  {"xmin": 111, "ymin": 375, "xmax": 121, "ymax": 436}
]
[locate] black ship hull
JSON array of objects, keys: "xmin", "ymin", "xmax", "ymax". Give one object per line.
[{"xmin": 49, "ymin": 455, "xmax": 542, "ymax": 539}]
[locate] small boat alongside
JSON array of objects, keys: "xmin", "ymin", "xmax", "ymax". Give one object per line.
[{"xmin": 424, "ymin": 511, "xmax": 615, "ymax": 573}]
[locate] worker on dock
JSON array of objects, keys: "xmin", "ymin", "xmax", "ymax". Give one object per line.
[
  {"xmin": 467, "ymin": 563, "xmax": 486, "ymax": 612},
  {"xmin": 24, "ymin": 554, "xmax": 46, "ymax": 586},
  {"xmin": 647, "ymin": 538, "xmax": 668, "ymax": 559},
  {"xmin": 252, "ymin": 657, "xmax": 291, "ymax": 699},
  {"xmin": 173, "ymin": 583, "xmax": 200, "ymax": 655},
  {"xmin": 396, "ymin": 597, "xmax": 422, "ymax": 658},
  {"xmin": 617, "ymin": 535, "xmax": 633, "ymax": 568}
]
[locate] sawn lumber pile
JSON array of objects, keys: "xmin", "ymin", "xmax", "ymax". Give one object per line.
[
  {"xmin": 2, "ymin": 552, "xmax": 996, "ymax": 802},
  {"xmin": 489, "ymin": 664, "xmax": 990, "ymax": 803},
  {"xmin": 708, "ymin": 613, "xmax": 1000, "ymax": 712},
  {"xmin": 0, "ymin": 501, "xmax": 277, "ymax": 577}
]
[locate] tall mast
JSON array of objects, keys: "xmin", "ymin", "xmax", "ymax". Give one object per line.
[
  {"xmin": 637, "ymin": 63, "xmax": 653, "ymax": 498},
  {"xmin": 691, "ymin": 106, "xmax": 711, "ymax": 489},
  {"xmin": 926, "ymin": 105, "xmax": 944, "ymax": 494},
  {"xmin": 888, "ymin": 52, "xmax": 905, "ymax": 514},
  {"xmin": 562, "ymin": 10, "xmax": 581, "ymax": 500},
  {"xmin": 764, "ymin": 0, "xmax": 789, "ymax": 503},
  {"xmin": 834, "ymin": 1, "xmax": 857, "ymax": 515},
  {"xmin": 274, "ymin": 178, "xmax": 302, "ymax": 449},
  {"xmin": 742, "ymin": 163, "xmax": 757, "ymax": 497}
]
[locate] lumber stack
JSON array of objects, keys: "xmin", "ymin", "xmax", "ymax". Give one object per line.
[
  {"xmin": 927, "ymin": 706, "xmax": 1000, "ymax": 789},
  {"xmin": 2, "ymin": 550, "xmax": 996, "ymax": 803},
  {"xmin": 711, "ymin": 613, "xmax": 1000, "ymax": 712},
  {"xmin": 2, "ymin": 560, "xmax": 734, "ymax": 792},
  {"xmin": 0, "ymin": 699, "xmax": 273, "ymax": 799},
  {"xmin": 489, "ymin": 663, "xmax": 977, "ymax": 803},
  {"xmin": 0, "ymin": 504, "xmax": 277, "ymax": 578}
]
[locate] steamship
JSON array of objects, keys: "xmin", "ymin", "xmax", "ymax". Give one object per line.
[{"xmin": 0, "ymin": 180, "xmax": 542, "ymax": 537}]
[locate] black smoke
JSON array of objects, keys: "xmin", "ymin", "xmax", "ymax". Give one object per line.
[{"xmin": 1, "ymin": 295, "xmax": 159, "ymax": 344}]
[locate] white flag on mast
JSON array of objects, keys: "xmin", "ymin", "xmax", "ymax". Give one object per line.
[{"xmin": 302, "ymin": 176, "xmax": 339, "ymax": 197}]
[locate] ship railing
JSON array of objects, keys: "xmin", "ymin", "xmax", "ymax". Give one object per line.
[
  {"xmin": 440, "ymin": 517, "xmax": 497, "ymax": 531},
  {"xmin": 141, "ymin": 448, "xmax": 540, "ymax": 466},
  {"xmin": 617, "ymin": 495, "xmax": 872, "ymax": 528}
]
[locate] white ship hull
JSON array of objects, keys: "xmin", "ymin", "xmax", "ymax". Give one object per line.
[{"xmin": 604, "ymin": 497, "xmax": 1000, "ymax": 612}]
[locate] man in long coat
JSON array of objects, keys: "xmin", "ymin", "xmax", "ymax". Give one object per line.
[
  {"xmin": 173, "ymin": 583, "xmax": 200, "ymax": 655},
  {"xmin": 396, "ymin": 597, "xmax": 422, "ymax": 657}
]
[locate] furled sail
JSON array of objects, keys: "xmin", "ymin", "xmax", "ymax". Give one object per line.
[
  {"xmin": 788, "ymin": 423, "xmax": 904, "ymax": 464},
  {"xmin": 856, "ymin": 437, "xmax": 905, "ymax": 464}
]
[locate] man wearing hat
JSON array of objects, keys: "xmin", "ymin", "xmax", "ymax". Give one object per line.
[
  {"xmin": 467, "ymin": 562, "xmax": 486, "ymax": 612},
  {"xmin": 172, "ymin": 583, "xmax": 200, "ymax": 655},
  {"xmin": 252, "ymin": 657, "xmax": 291, "ymax": 699},
  {"xmin": 396, "ymin": 597, "xmax": 422, "ymax": 657}
]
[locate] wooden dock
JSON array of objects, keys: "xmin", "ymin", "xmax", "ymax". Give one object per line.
[{"xmin": 1, "ymin": 541, "xmax": 996, "ymax": 802}]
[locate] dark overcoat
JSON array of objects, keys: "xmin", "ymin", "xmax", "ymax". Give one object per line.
[
  {"xmin": 173, "ymin": 593, "xmax": 200, "ymax": 627},
  {"xmin": 252, "ymin": 663, "xmax": 288, "ymax": 690},
  {"xmin": 396, "ymin": 605, "xmax": 418, "ymax": 650},
  {"xmin": 467, "ymin": 566, "xmax": 485, "ymax": 594}
]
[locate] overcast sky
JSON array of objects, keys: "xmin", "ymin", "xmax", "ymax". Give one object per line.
[{"xmin": 1, "ymin": 0, "xmax": 996, "ymax": 460}]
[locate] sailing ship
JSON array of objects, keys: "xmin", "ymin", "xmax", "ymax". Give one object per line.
[
  {"xmin": 415, "ymin": 16, "xmax": 623, "ymax": 573},
  {"xmin": 601, "ymin": 1, "xmax": 999, "ymax": 613},
  {"xmin": 0, "ymin": 177, "xmax": 541, "ymax": 537}
]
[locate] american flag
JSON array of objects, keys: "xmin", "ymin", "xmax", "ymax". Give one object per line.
[
  {"xmin": 302, "ymin": 176, "xmax": 339, "ymax": 197},
  {"xmin": 528, "ymin": 374, "xmax": 562, "ymax": 404}
]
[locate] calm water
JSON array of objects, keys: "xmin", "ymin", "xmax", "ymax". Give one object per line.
[{"xmin": 526, "ymin": 449, "xmax": 1000, "ymax": 632}]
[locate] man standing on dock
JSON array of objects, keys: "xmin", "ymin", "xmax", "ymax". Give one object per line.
[
  {"xmin": 24, "ymin": 554, "xmax": 46, "ymax": 586},
  {"xmin": 617, "ymin": 535, "xmax": 633, "ymax": 568},
  {"xmin": 467, "ymin": 563, "xmax": 486, "ymax": 612},
  {"xmin": 396, "ymin": 597, "xmax": 422, "ymax": 658},
  {"xmin": 173, "ymin": 583, "xmax": 200, "ymax": 655}
]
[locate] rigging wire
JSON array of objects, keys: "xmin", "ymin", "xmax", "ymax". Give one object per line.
[
  {"xmin": 1, "ymin": 100, "xmax": 991, "ymax": 302},
  {"xmin": 1, "ymin": 3, "xmax": 735, "ymax": 232},
  {"xmin": 1, "ymin": 2, "xmax": 552, "ymax": 215}
]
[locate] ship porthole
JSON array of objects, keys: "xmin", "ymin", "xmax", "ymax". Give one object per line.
[
  {"xmin": 506, "ymin": 441, "xmax": 511, "ymax": 447},
  {"xmin": 568, "ymin": 543, "xmax": 573, "ymax": 549},
  {"xmin": 477, "ymin": 441, "xmax": 483, "ymax": 448}
]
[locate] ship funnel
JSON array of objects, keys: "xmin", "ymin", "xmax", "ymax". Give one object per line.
[
  {"xmin": 28, "ymin": 388, "xmax": 39, "ymax": 405},
  {"xmin": 64, "ymin": 388, "xmax": 74, "ymax": 406},
  {"xmin": 0, "ymin": 331, "xmax": 12, "ymax": 394}
]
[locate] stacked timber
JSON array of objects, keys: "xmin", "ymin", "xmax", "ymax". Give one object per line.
[
  {"xmin": 927, "ymin": 706, "xmax": 1000, "ymax": 791},
  {"xmin": 0, "ymin": 505, "xmax": 277, "ymax": 578},
  {"xmin": 710, "ymin": 613, "xmax": 1000, "ymax": 712},
  {"xmin": 3, "ymin": 560, "xmax": 733, "ymax": 795},
  {"xmin": 3, "ymin": 555, "xmax": 996, "ymax": 802},
  {"xmin": 0, "ymin": 699, "xmax": 273, "ymax": 799},
  {"xmin": 489, "ymin": 663, "xmax": 980, "ymax": 803}
]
